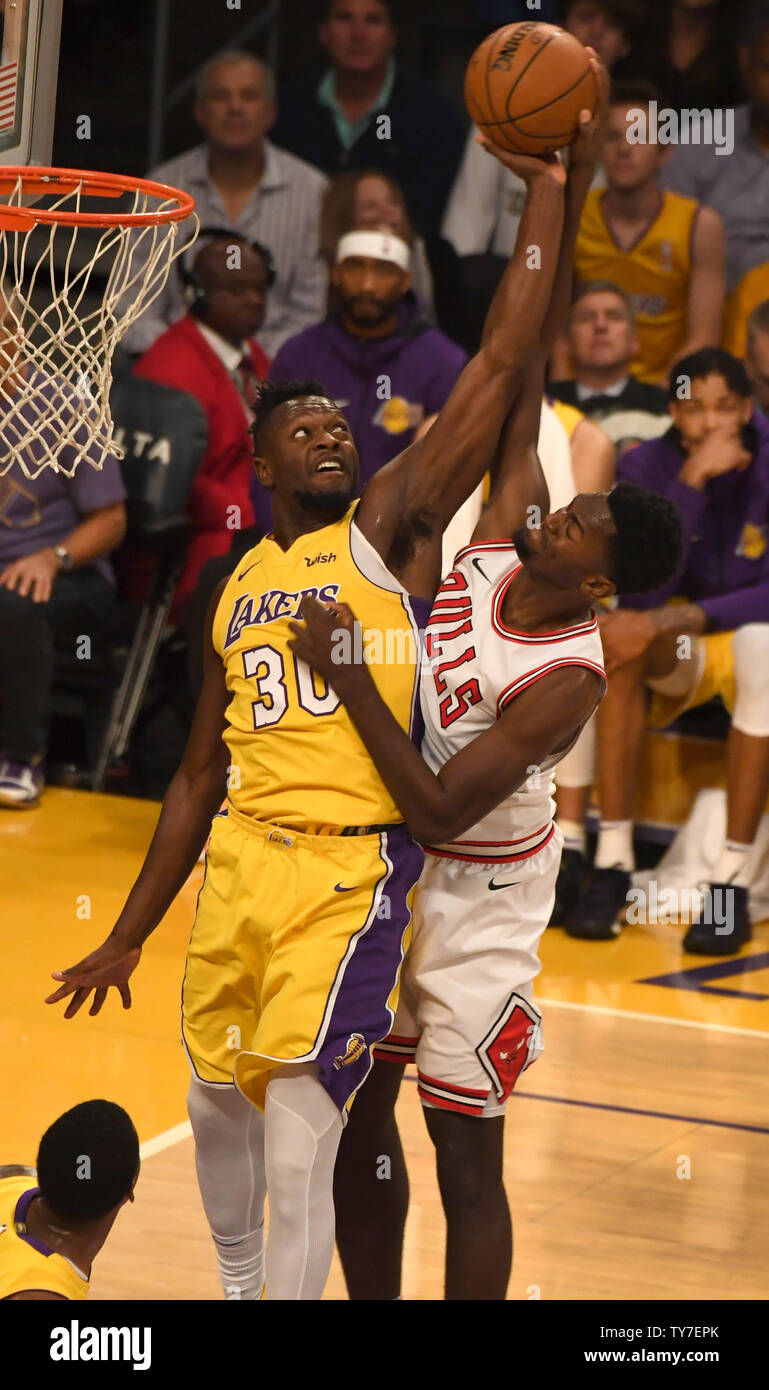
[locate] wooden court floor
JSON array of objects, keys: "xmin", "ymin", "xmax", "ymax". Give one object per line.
[{"xmin": 3, "ymin": 789, "xmax": 769, "ymax": 1301}]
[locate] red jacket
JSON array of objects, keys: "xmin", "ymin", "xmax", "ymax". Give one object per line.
[{"xmin": 133, "ymin": 315, "xmax": 270, "ymax": 610}]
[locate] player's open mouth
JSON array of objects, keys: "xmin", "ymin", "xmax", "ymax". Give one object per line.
[{"xmin": 314, "ymin": 458, "xmax": 347, "ymax": 477}]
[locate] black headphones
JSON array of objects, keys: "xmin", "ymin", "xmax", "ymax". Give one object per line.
[{"xmin": 177, "ymin": 226, "xmax": 277, "ymax": 314}]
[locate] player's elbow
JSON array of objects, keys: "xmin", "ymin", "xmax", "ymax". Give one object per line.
[{"xmin": 407, "ymin": 806, "xmax": 468, "ymax": 847}]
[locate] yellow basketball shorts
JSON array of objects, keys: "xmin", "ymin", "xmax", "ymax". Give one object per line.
[
  {"xmin": 646, "ymin": 630, "xmax": 736, "ymax": 729},
  {"xmin": 181, "ymin": 806, "xmax": 423, "ymax": 1113}
]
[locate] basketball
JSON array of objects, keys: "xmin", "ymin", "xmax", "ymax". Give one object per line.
[{"xmin": 464, "ymin": 21, "xmax": 597, "ymax": 156}]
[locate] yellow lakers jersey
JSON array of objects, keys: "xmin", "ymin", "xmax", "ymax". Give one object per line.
[
  {"xmin": 723, "ymin": 261, "xmax": 769, "ymax": 360},
  {"xmin": 0, "ymin": 1173, "xmax": 89, "ymax": 1300},
  {"xmin": 574, "ymin": 189, "xmax": 699, "ymax": 383},
  {"xmin": 212, "ymin": 502, "xmax": 427, "ymax": 832}
]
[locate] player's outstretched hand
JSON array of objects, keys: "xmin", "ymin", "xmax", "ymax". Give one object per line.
[
  {"xmin": 45, "ymin": 939, "xmax": 142, "ymax": 1018},
  {"xmin": 288, "ymin": 595, "xmax": 362, "ymax": 685},
  {"xmin": 476, "ymin": 137, "xmax": 567, "ymax": 188}
]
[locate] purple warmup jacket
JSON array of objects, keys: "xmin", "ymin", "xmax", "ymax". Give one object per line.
[
  {"xmin": 252, "ymin": 298, "xmax": 467, "ymax": 532},
  {"xmin": 617, "ymin": 410, "xmax": 769, "ymax": 630}
]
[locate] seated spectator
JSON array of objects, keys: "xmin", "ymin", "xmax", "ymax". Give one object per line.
[
  {"xmin": 133, "ymin": 233, "xmax": 272, "ymax": 614},
  {"xmin": 744, "ymin": 302, "xmax": 769, "ymax": 415},
  {"xmin": 645, "ymin": 0, "xmax": 744, "ymax": 111},
  {"xmin": 442, "ymin": 0, "xmax": 641, "ymax": 258},
  {"xmin": 571, "ymin": 82, "xmax": 725, "ymax": 383},
  {"xmin": 723, "ymin": 267, "xmax": 769, "ymax": 363},
  {"xmin": 0, "ymin": 1101, "xmax": 139, "ymax": 1301},
  {"xmin": 320, "ymin": 168, "xmax": 434, "ymax": 314},
  {"xmin": 270, "ymin": 0, "xmax": 465, "ymax": 238},
  {"xmin": 561, "ymin": 348, "xmax": 769, "ymax": 957},
  {"xmin": 122, "ymin": 50, "xmax": 327, "ymax": 359},
  {"xmin": 264, "ymin": 226, "xmax": 466, "ymax": 529},
  {"xmin": 661, "ymin": 2, "xmax": 769, "ymax": 294},
  {"xmin": 549, "ymin": 281, "xmax": 671, "ymax": 452},
  {"xmin": 0, "ymin": 307, "xmax": 126, "ymax": 809}
]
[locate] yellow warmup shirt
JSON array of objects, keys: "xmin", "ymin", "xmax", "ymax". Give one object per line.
[
  {"xmin": 0, "ymin": 1175, "xmax": 89, "ymax": 1300},
  {"xmin": 723, "ymin": 262, "xmax": 769, "ymax": 360},
  {"xmin": 212, "ymin": 501, "xmax": 426, "ymax": 832},
  {"xmin": 549, "ymin": 398, "xmax": 584, "ymax": 440},
  {"xmin": 575, "ymin": 189, "xmax": 699, "ymax": 383}
]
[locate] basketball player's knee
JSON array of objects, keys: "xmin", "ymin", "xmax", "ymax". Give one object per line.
[
  {"xmin": 432, "ymin": 1121, "xmax": 502, "ymax": 1215},
  {"xmin": 732, "ymin": 625, "xmax": 769, "ymax": 737}
]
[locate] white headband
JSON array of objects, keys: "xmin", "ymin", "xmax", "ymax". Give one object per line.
[{"xmin": 336, "ymin": 231, "xmax": 411, "ymax": 272}]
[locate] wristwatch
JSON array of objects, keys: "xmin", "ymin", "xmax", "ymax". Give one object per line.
[{"xmin": 53, "ymin": 544, "xmax": 73, "ymax": 571}]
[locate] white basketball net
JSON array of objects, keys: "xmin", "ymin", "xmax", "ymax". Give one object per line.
[{"xmin": 0, "ymin": 173, "xmax": 199, "ymax": 478}]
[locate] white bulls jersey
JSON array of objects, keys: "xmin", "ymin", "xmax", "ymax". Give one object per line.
[{"xmin": 420, "ymin": 538, "xmax": 606, "ymax": 864}]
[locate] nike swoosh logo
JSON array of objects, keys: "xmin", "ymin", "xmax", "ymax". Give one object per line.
[
  {"xmin": 334, "ymin": 883, "xmax": 355, "ymax": 893},
  {"xmin": 237, "ymin": 561, "xmax": 260, "ymax": 581},
  {"xmin": 488, "ymin": 879, "xmax": 522, "ymax": 891},
  {"xmin": 472, "ymin": 557, "xmax": 490, "ymax": 582}
]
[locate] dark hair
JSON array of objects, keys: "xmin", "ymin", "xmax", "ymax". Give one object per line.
[
  {"xmin": 561, "ymin": 0, "xmax": 644, "ymax": 35},
  {"xmin": 250, "ymin": 378, "xmax": 333, "ymax": 447},
  {"xmin": 740, "ymin": 1, "xmax": 769, "ymax": 46},
  {"xmin": 37, "ymin": 1101, "xmax": 139, "ymax": 1225},
  {"xmin": 606, "ymin": 481, "xmax": 684, "ymax": 594},
  {"xmin": 666, "ymin": 347, "xmax": 752, "ymax": 403},
  {"xmin": 610, "ymin": 77, "xmax": 664, "ymax": 109},
  {"xmin": 320, "ymin": 0, "xmax": 397, "ymax": 21},
  {"xmin": 320, "ymin": 168, "xmax": 414, "ymax": 268},
  {"xmin": 571, "ymin": 279, "xmax": 634, "ymax": 321}
]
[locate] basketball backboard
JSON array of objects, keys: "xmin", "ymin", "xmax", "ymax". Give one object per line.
[{"xmin": 0, "ymin": 0, "xmax": 62, "ymax": 166}]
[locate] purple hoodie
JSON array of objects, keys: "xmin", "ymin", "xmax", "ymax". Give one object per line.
[
  {"xmin": 251, "ymin": 298, "xmax": 467, "ymax": 532},
  {"xmin": 617, "ymin": 409, "xmax": 769, "ymax": 629}
]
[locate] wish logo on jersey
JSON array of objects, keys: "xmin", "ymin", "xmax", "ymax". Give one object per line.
[{"xmin": 224, "ymin": 584, "xmax": 340, "ymax": 649}]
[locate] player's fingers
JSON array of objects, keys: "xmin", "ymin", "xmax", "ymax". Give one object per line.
[
  {"xmin": 45, "ymin": 982, "xmax": 77, "ymax": 1004},
  {"xmin": 89, "ymin": 988, "xmax": 108, "ymax": 1016},
  {"xmin": 119, "ymin": 982, "xmax": 132, "ymax": 1010},
  {"xmin": 63, "ymin": 988, "xmax": 91, "ymax": 1019}
]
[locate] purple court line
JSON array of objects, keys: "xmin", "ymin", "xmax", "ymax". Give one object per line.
[{"xmin": 400, "ymin": 1073, "xmax": 769, "ymax": 1136}]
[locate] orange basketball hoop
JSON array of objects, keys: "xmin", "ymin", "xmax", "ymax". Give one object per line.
[{"xmin": 0, "ymin": 166, "xmax": 199, "ymax": 478}]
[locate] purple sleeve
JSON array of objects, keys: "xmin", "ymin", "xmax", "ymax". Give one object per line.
[
  {"xmin": 616, "ymin": 446, "xmax": 707, "ymax": 611},
  {"xmin": 67, "ymin": 449, "xmax": 126, "ymax": 514},
  {"xmin": 699, "ymin": 579, "xmax": 769, "ymax": 631}
]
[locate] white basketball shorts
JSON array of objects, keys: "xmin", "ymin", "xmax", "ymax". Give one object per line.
[{"xmin": 374, "ymin": 827, "xmax": 562, "ymax": 1116}]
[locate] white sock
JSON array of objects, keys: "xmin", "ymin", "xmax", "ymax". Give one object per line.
[
  {"xmin": 712, "ymin": 839, "xmax": 751, "ymax": 886},
  {"xmin": 558, "ymin": 818, "xmax": 586, "ymax": 855},
  {"xmin": 264, "ymin": 1071, "xmax": 343, "ymax": 1301},
  {"xmin": 214, "ymin": 1228, "xmax": 265, "ymax": 1300},
  {"xmin": 594, "ymin": 820, "xmax": 635, "ymax": 872}
]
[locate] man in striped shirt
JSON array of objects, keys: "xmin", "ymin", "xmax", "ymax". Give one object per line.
[{"xmin": 122, "ymin": 50, "xmax": 328, "ymax": 360}]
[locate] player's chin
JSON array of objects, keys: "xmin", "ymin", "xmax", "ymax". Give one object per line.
[
  {"xmin": 512, "ymin": 524, "xmax": 534, "ymax": 560},
  {"xmin": 296, "ymin": 481, "xmax": 355, "ymax": 518}
]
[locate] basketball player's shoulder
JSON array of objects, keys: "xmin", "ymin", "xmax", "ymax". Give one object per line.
[{"xmin": 451, "ymin": 536, "xmax": 518, "ymax": 586}]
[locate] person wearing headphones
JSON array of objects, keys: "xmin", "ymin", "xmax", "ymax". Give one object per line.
[{"xmin": 132, "ymin": 230, "xmax": 274, "ymax": 616}]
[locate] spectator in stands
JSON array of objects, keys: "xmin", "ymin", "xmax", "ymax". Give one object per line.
[
  {"xmin": 561, "ymin": 348, "xmax": 769, "ymax": 957},
  {"xmin": 744, "ymin": 302, "xmax": 769, "ymax": 414},
  {"xmin": 0, "ymin": 1101, "xmax": 140, "ymax": 1301},
  {"xmin": 549, "ymin": 281, "xmax": 671, "ymax": 452},
  {"xmin": 647, "ymin": 0, "xmax": 745, "ymax": 113},
  {"xmin": 320, "ymin": 168, "xmax": 434, "ymax": 315},
  {"xmin": 571, "ymin": 82, "xmax": 725, "ymax": 383},
  {"xmin": 133, "ymin": 233, "xmax": 272, "ymax": 613},
  {"xmin": 122, "ymin": 50, "xmax": 327, "ymax": 359},
  {"xmin": 264, "ymin": 226, "xmax": 466, "ymax": 529},
  {"xmin": 270, "ymin": 0, "xmax": 465, "ymax": 238},
  {"xmin": 661, "ymin": 2, "xmax": 769, "ymax": 294},
  {"xmin": 443, "ymin": 0, "xmax": 640, "ymax": 259},
  {"xmin": 0, "ymin": 305, "xmax": 126, "ymax": 809},
  {"xmin": 724, "ymin": 267, "xmax": 769, "ymax": 363}
]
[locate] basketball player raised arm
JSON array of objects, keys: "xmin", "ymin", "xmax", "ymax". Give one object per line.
[{"xmin": 287, "ymin": 71, "xmax": 610, "ymax": 848}]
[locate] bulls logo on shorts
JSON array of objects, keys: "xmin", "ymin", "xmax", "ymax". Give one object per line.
[{"xmin": 475, "ymin": 993, "xmax": 543, "ymax": 1103}]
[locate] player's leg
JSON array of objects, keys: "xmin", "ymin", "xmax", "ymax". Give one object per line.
[
  {"xmin": 334, "ymin": 1057, "xmax": 408, "ymax": 1300},
  {"xmin": 187, "ymin": 1076, "xmax": 267, "ymax": 1300},
  {"xmin": 424, "ymin": 1104, "xmax": 511, "ymax": 1300},
  {"xmin": 565, "ymin": 628, "xmax": 698, "ymax": 938},
  {"xmin": 263, "ymin": 1061, "xmax": 343, "ymax": 1301},
  {"xmin": 685, "ymin": 624, "xmax": 769, "ymax": 954}
]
